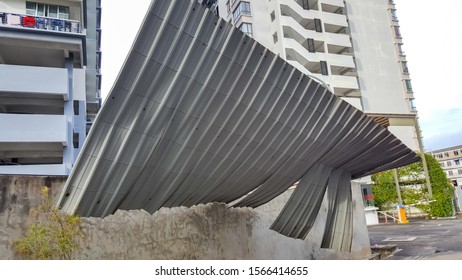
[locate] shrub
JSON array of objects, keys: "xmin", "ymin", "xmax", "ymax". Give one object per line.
[{"xmin": 14, "ymin": 187, "xmax": 83, "ymax": 260}]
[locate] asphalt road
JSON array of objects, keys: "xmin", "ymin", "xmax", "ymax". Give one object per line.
[{"xmin": 368, "ymin": 216, "xmax": 462, "ymax": 259}]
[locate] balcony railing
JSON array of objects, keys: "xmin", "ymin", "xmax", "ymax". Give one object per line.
[{"xmin": 0, "ymin": 12, "xmax": 81, "ymax": 33}]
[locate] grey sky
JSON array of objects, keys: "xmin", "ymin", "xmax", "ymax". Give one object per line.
[{"xmin": 101, "ymin": 0, "xmax": 462, "ymax": 151}]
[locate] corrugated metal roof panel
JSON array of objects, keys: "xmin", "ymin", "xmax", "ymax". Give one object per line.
[{"xmin": 58, "ymin": 0, "xmax": 420, "ymax": 251}]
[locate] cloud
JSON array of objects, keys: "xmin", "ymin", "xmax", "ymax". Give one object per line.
[
  {"xmin": 420, "ymin": 107, "xmax": 462, "ymax": 150},
  {"xmin": 423, "ymin": 130, "xmax": 462, "ymax": 151}
]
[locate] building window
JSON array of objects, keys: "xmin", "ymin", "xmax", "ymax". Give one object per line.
[
  {"xmin": 96, "ymin": 7, "xmax": 101, "ymax": 29},
  {"xmin": 233, "ymin": 1, "xmax": 251, "ymax": 22},
  {"xmin": 458, "ymin": 169, "xmax": 462, "ymax": 175},
  {"xmin": 441, "ymin": 162, "xmax": 445, "ymax": 167},
  {"xmin": 397, "ymin": 43, "xmax": 405, "ymax": 55},
  {"xmin": 97, "ymin": 74, "xmax": 102, "ymax": 91},
  {"xmin": 445, "ymin": 152, "xmax": 450, "ymax": 157},
  {"xmin": 270, "ymin": 11, "xmax": 275, "ymax": 22},
  {"xmin": 447, "ymin": 161, "xmax": 452, "ymax": 167},
  {"xmin": 436, "ymin": 154, "xmax": 443, "ymax": 159},
  {"xmin": 448, "ymin": 170, "xmax": 453, "ymax": 176},
  {"xmin": 96, "ymin": 51, "xmax": 102, "ymax": 69},
  {"xmin": 455, "ymin": 159, "xmax": 460, "ymax": 165},
  {"xmin": 455, "ymin": 150, "xmax": 459, "ymax": 156},
  {"xmin": 314, "ymin": 18, "xmax": 322, "ymax": 32},
  {"xmin": 394, "ymin": 26, "xmax": 402, "ymax": 38},
  {"xmin": 239, "ymin": 22, "xmax": 253, "ymax": 37},
  {"xmin": 390, "ymin": 9, "xmax": 398, "ymax": 21},
  {"xmin": 273, "ymin": 32, "xmax": 278, "ymax": 43},
  {"xmin": 409, "ymin": 98, "xmax": 416, "ymax": 111},
  {"xmin": 320, "ymin": 61, "xmax": 328, "ymax": 75},
  {"xmin": 73, "ymin": 132, "xmax": 79, "ymax": 149},
  {"xmin": 97, "ymin": 29, "xmax": 102, "ymax": 49},
  {"xmin": 73, "ymin": 101, "xmax": 80, "ymax": 115},
  {"xmin": 307, "ymin": 38, "xmax": 315, "ymax": 53},
  {"xmin": 405, "ymin": 79, "xmax": 413, "ymax": 92},
  {"xmin": 402, "ymin": 61, "xmax": 409, "ymax": 74},
  {"xmin": 26, "ymin": 1, "xmax": 70, "ymax": 19},
  {"xmin": 300, "ymin": 0, "xmax": 310, "ymax": 10}
]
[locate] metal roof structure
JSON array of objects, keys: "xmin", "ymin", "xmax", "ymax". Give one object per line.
[{"xmin": 57, "ymin": 0, "xmax": 419, "ymax": 252}]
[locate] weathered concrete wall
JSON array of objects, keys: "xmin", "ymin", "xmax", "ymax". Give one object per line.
[
  {"xmin": 0, "ymin": 176, "xmax": 371, "ymax": 259},
  {"xmin": 0, "ymin": 176, "xmax": 67, "ymax": 259}
]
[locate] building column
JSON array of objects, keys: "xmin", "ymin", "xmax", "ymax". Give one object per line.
[{"xmin": 63, "ymin": 54, "xmax": 75, "ymax": 175}]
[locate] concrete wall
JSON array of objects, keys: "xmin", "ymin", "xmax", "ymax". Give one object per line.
[
  {"xmin": 347, "ymin": 0, "xmax": 407, "ymax": 114},
  {"xmin": 0, "ymin": 176, "xmax": 67, "ymax": 258},
  {"xmin": 0, "ymin": 176, "xmax": 371, "ymax": 259},
  {"xmin": 0, "ymin": 0, "xmax": 24, "ymax": 14}
]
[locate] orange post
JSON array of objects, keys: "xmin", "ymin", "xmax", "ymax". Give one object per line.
[{"xmin": 397, "ymin": 205, "xmax": 409, "ymax": 224}]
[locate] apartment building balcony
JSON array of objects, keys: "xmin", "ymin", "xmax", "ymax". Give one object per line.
[
  {"xmin": 0, "ymin": 64, "xmax": 68, "ymax": 98},
  {"xmin": 281, "ymin": 17, "xmax": 351, "ymax": 54},
  {"xmin": 280, "ymin": 0, "xmax": 348, "ymax": 32},
  {"xmin": 287, "ymin": 57, "xmax": 359, "ymax": 96},
  {"xmin": 0, "ymin": 114, "xmax": 68, "ymax": 175},
  {"xmin": 0, "ymin": 64, "xmax": 67, "ymax": 116},
  {"xmin": 0, "ymin": 12, "xmax": 81, "ymax": 33},
  {"xmin": 284, "ymin": 38, "xmax": 355, "ymax": 68},
  {"xmin": 0, "ymin": 11, "xmax": 85, "ymax": 67},
  {"xmin": 320, "ymin": 0, "xmax": 344, "ymax": 10},
  {"xmin": 293, "ymin": 0, "xmax": 345, "ymax": 12}
]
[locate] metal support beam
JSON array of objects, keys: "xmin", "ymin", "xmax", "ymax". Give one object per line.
[
  {"xmin": 393, "ymin": 168, "xmax": 402, "ymax": 205},
  {"xmin": 415, "ymin": 116, "xmax": 432, "ymax": 197}
]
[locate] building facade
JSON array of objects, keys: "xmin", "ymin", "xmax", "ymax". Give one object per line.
[
  {"xmin": 432, "ymin": 145, "xmax": 462, "ymax": 212},
  {"xmin": 216, "ymin": 0, "xmax": 419, "ymax": 151},
  {"xmin": 432, "ymin": 145, "xmax": 462, "ymax": 187},
  {"xmin": 0, "ymin": 0, "xmax": 101, "ymax": 175}
]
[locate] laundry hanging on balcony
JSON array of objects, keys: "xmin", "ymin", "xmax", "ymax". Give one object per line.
[{"xmin": 22, "ymin": 16, "xmax": 36, "ymax": 27}]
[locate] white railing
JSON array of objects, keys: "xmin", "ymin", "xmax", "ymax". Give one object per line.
[
  {"xmin": 0, "ymin": 11, "xmax": 81, "ymax": 33},
  {"xmin": 378, "ymin": 210, "xmax": 399, "ymax": 223}
]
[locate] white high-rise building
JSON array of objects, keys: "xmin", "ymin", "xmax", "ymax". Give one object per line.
[
  {"xmin": 216, "ymin": 0, "xmax": 419, "ymax": 151},
  {"xmin": 0, "ymin": 0, "xmax": 101, "ymax": 175}
]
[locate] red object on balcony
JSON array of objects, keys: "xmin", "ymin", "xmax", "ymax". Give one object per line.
[
  {"xmin": 364, "ymin": 194, "xmax": 374, "ymax": 200},
  {"xmin": 22, "ymin": 16, "xmax": 36, "ymax": 27}
]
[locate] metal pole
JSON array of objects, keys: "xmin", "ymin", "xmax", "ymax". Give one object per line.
[
  {"xmin": 393, "ymin": 168, "xmax": 403, "ymax": 205},
  {"xmin": 415, "ymin": 115, "xmax": 432, "ymax": 197}
]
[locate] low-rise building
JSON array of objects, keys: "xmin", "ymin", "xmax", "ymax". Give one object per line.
[
  {"xmin": 432, "ymin": 145, "xmax": 462, "ymax": 187},
  {"xmin": 432, "ymin": 145, "xmax": 462, "ymax": 212}
]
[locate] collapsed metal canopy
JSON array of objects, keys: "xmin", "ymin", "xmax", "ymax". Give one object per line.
[{"xmin": 58, "ymin": 0, "xmax": 419, "ymax": 252}]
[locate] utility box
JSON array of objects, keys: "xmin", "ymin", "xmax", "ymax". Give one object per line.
[{"xmin": 364, "ymin": 206, "xmax": 380, "ymax": 225}]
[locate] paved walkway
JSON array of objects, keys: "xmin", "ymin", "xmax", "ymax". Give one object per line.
[{"xmin": 368, "ymin": 216, "xmax": 462, "ymax": 259}]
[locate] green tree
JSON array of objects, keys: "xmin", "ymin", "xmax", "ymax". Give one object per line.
[
  {"xmin": 371, "ymin": 171, "xmax": 398, "ymax": 210},
  {"xmin": 14, "ymin": 187, "xmax": 83, "ymax": 259},
  {"xmin": 424, "ymin": 153, "xmax": 454, "ymax": 217},
  {"xmin": 371, "ymin": 153, "xmax": 454, "ymax": 217}
]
